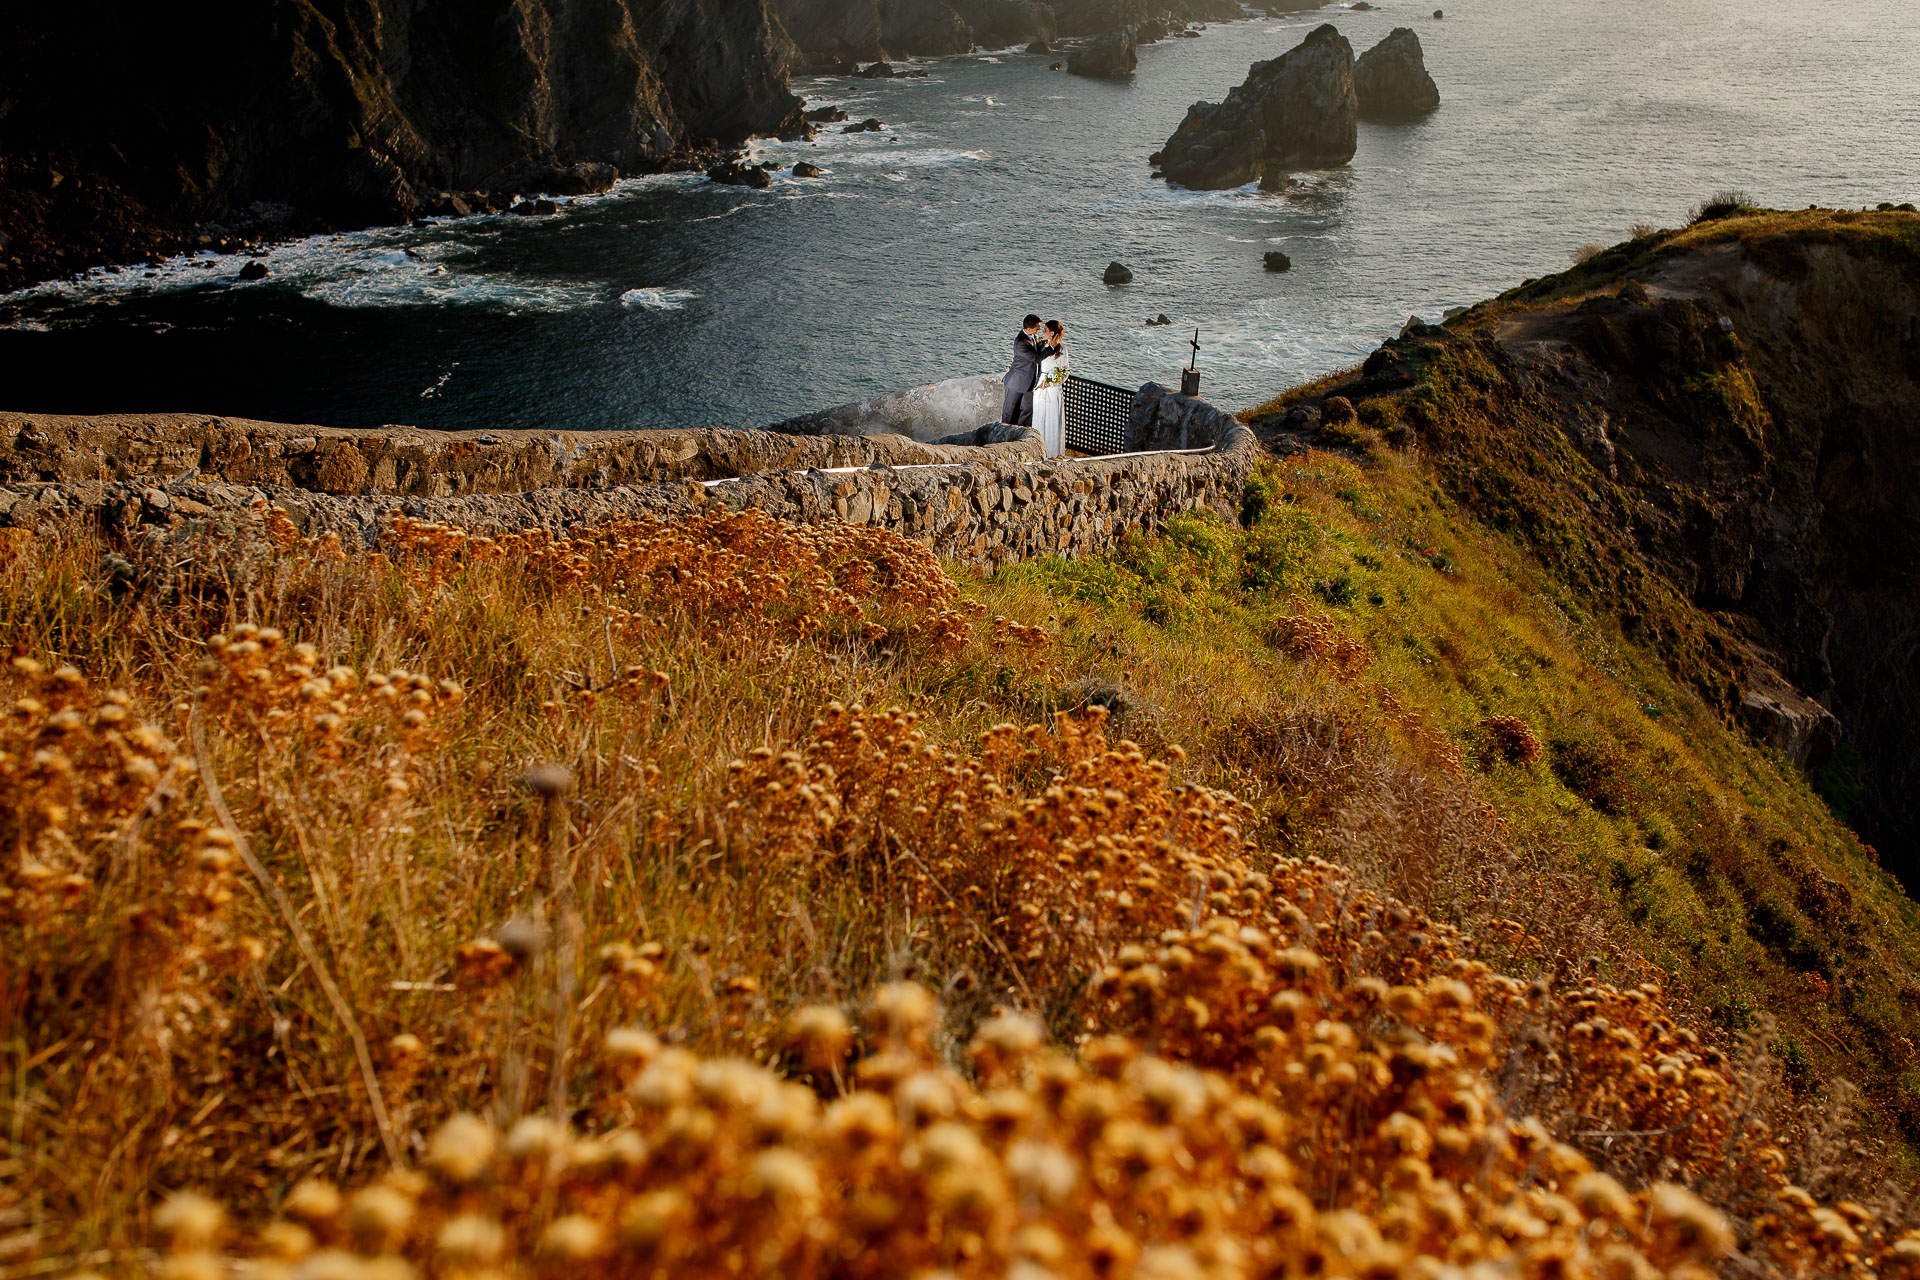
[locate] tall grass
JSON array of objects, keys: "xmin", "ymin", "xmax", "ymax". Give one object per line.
[{"xmin": 1, "ymin": 485, "xmax": 1915, "ymax": 1275}]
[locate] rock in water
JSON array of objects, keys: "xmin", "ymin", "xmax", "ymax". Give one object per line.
[
  {"xmin": 1263, "ymin": 251, "xmax": 1291, "ymax": 272},
  {"xmin": 1354, "ymin": 28, "xmax": 1440, "ymax": 119},
  {"xmin": 706, "ymin": 161, "xmax": 773, "ymax": 189},
  {"xmin": 236, "ymin": 259, "xmax": 269, "ymax": 281},
  {"xmin": 1104, "ymin": 261, "xmax": 1134, "ymax": 284},
  {"xmin": 1068, "ymin": 28, "xmax": 1138, "ymax": 76},
  {"xmin": 1027, "ymin": 36, "xmax": 1053, "ymax": 53},
  {"xmin": 1152, "ymin": 24, "xmax": 1357, "ymax": 190},
  {"xmin": 858, "ymin": 60, "xmax": 896, "ymax": 77},
  {"xmin": 793, "ymin": 161, "xmax": 824, "ymax": 177},
  {"xmin": 843, "ymin": 118, "xmax": 885, "ymax": 133},
  {"xmin": 804, "ymin": 105, "xmax": 849, "ymax": 123}
]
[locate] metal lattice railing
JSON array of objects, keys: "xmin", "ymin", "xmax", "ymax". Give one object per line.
[{"xmin": 1064, "ymin": 375, "xmax": 1132, "ymax": 456}]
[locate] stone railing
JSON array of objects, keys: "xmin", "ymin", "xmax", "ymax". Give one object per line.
[
  {"xmin": 0, "ymin": 386, "xmax": 1263, "ymax": 570},
  {"xmin": 0, "ymin": 412, "xmax": 1042, "ymax": 496}
]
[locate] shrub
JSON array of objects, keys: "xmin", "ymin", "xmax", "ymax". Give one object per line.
[
  {"xmin": 1240, "ymin": 463, "xmax": 1284, "ymax": 526},
  {"xmin": 1240, "ymin": 505, "xmax": 1321, "ymax": 593},
  {"xmin": 1549, "ymin": 726, "xmax": 1636, "ymax": 813},
  {"xmin": 1481, "ymin": 714, "xmax": 1543, "ymax": 766},
  {"xmin": 1571, "ymin": 242, "xmax": 1608, "ymax": 265},
  {"xmin": 1690, "ymin": 189, "xmax": 1759, "ymax": 224}
]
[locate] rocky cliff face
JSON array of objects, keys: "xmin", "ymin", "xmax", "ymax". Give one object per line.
[
  {"xmin": 1353, "ymin": 27, "xmax": 1439, "ymax": 119},
  {"xmin": 1249, "ymin": 209, "xmax": 1920, "ymax": 882},
  {"xmin": 1152, "ymin": 23, "xmax": 1356, "ymax": 190},
  {"xmin": 0, "ymin": 0, "xmax": 803, "ymax": 291},
  {"xmin": 774, "ymin": 0, "xmax": 1240, "ymax": 64}
]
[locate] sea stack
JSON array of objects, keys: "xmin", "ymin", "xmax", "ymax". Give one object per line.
[
  {"xmin": 1354, "ymin": 28, "xmax": 1441, "ymax": 119},
  {"xmin": 1149, "ymin": 24, "xmax": 1357, "ymax": 190},
  {"xmin": 1068, "ymin": 27, "xmax": 1139, "ymax": 76}
]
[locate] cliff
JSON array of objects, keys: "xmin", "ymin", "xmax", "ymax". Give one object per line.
[
  {"xmin": 0, "ymin": 0, "xmax": 803, "ymax": 291},
  {"xmin": 1247, "ymin": 206, "xmax": 1920, "ymax": 885}
]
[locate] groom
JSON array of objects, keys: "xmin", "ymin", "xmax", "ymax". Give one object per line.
[{"xmin": 1001, "ymin": 314, "xmax": 1046, "ymax": 427}]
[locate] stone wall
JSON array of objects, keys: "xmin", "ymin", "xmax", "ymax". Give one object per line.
[
  {"xmin": 0, "ymin": 387, "xmax": 1262, "ymax": 572},
  {"xmin": 0, "ymin": 412, "xmax": 1041, "ymax": 496},
  {"xmin": 765, "ymin": 374, "xmax": 1005, "ymax": 443}
]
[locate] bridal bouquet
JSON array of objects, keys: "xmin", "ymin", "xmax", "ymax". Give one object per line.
[{"xmin": 1039, "ymin": 366, "xmax": 1068, "ymax": 389}]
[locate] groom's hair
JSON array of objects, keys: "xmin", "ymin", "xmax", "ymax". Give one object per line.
[{"xmin": 1023, "ymin": 314, "xmax": 1041, "ymax": 329}]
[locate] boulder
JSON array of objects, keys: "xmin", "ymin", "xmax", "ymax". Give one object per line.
[
  {"xmin": 1147, "ymin": 313, "xmax": 1173, "ymax": 325},
  {"xmin": 793, "ymin": 161, "xmax": 825, "ymax": 177},
  {"xmin": 1104, "ymin": 261, "xmax": 1134, "ymax": 284},
  {"xmin": 706, "ymin": 162, "xmax": 773, "ymax": 189},
  {"xmin": 858, "ymin": 60, "xmax": 896, "ymax": 77},
  {"xmin": 804, "ymin": 105, "xmax": 850, "ymax": 122},
  {"xmin": 1263, "ymin": 250, "xmax": 1291, "ymax": 271},
  {"xmin": 1353, "ymin": 27, "xmax": 1440, "ymax": 119},
  {"xmin": 1027, "ymin": 36, "xmax": 1053, "ymax": 53},
  {"xmin": 514, "ymin": 197, "xmax": 562, "ymax": 215},
  {"xmin": 843, "ymin": 118, "xmax": 885, "ymax": 133},
  {"xmin": 236, "ymin": 259, "xmax": 269, "ymax": 281},
  {"xmin": 1152, "ymin": 24, "xmax": 1356, "ymax": 190},
  {"xmin": 1068, "ymin": 27, "xmax": 1138, "ymax": 76},
  {"xmin": 1740, "ymin": 686, "xmax": 1842, "ymax": 773}
]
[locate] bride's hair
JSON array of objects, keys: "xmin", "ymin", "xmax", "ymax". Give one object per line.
[{"xmin": 1044, "ymin": 320, "xmax": 1065, "ymax": 346}]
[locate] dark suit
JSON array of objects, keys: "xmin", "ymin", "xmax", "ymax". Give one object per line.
[{"xmin": 1001, "ymin": 330, "xmax": 1045, "ymax": 426}]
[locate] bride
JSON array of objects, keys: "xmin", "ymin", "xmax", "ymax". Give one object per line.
[{"xmin": 1032, "ymin": 319, "xmax": 1068, "ymax": 457}]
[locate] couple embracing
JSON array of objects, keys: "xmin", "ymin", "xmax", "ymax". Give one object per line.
[{"xmin": 1001, "ymin": 314, "xmax": 1070, "ymax": 458}]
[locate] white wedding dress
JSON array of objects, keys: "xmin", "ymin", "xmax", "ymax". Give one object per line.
[{"xmin": 1033, "ymin": 352, "xmax": 1067, "ymax": 457}]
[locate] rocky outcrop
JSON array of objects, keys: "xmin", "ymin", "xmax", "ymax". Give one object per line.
[
  {"xmin": 1246, "ymin": 209, "xmax": 1920, "ymax": 881},
  {"xmin": 777, "ymin": 0, "xmax": 965, "ymax": 62},
  {"xmin": 0, "ymin": 1, "xmax": 805, "ymax": 292},
  {"xmin": 1152, "ymin": 24, "xmax": 1356, "ymax": 190},
  {"xmin": 1070, "ymin": 27, "xmax": 1139, "ymax": 74},
  {"xmin": 953, "ymin": 0, "xmax": 1059, "ymax": 48},
  {"xmin": 767, "ymin": 374, "xmax": 1008, "ymax": 443},
  {"xmin": 1353, "ymin": 27, "xmax": 1440, "ymax": 119},
  {"xmin": 1050, "ymin": 0, "xmax": 1150, "ymax": 36},
  {"xmin": 1129, "ymin": 383, "xmax": 1244, "ymax": 451}
]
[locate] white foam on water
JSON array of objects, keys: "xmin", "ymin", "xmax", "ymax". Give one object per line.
[
  {"xmin": 420, "ymin": 365, "xmax": 458, "ymax": 399},
  {"xmin": 829, "ymin": 148, "xmax": 989, "ymax": 169},
  {"xmin": 1149, "ymin": 179, "xmax": 1277, "ymax": 209},
  {"xmin": 286, "ymin": 233, "xmax": 593, "ymax": 311},
  {"xmin": 620, "ymin": 288, "xmax": 699, "ymax": 310},
  {"xmin": 688, "ymin": 204, "xmax": 758, "ymax": 223},
  {"xmin": 2, "ymin": 218, "xmax": 602, "ymax": 315}
]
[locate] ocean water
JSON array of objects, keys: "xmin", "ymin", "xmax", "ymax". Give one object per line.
[{"xmin": 3, "ymin": 0, "xmax": 1917, "ymax": 430}]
